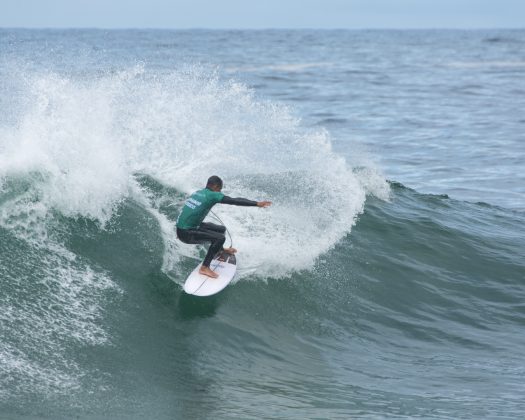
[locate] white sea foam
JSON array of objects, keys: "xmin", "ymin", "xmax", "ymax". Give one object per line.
[
  {"xmin": 0, "ymin": 212, "xmax": 120, "ymax": 399},
  {"xmin": 0, "ymin": 65, "xmax": 388, "ymax": 281}
]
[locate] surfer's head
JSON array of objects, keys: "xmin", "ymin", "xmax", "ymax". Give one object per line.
[{"xmin": 206, "ymin": 175, "xmax": 223, "ymax": 192}]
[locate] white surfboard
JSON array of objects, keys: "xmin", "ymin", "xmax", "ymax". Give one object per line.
[{"xmin": 183, "ymin": 251, "xmax": 237, "ymax": 296}]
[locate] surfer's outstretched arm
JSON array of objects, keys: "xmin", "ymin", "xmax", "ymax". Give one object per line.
[{"xmin": 221, "ymin": 196, "xmax": 272, "ymax": 207}]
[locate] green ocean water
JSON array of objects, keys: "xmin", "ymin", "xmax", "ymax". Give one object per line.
[{"xmin": 2, "ymin": 176, "xmax": 524, "ymax": 419}]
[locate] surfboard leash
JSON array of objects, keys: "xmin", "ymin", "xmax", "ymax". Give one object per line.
[{"xmin": 209, "ymin": 210, "xmax": 234, "ymax": 248}]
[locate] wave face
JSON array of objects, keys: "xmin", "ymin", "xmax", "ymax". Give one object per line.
[
  {"xmin": 1, "ymin": 29, "xmax": 525, "ymax": 419},
  {"xmin": 2, "ymin": 177, "xmax": 524, "ymax": 419}
]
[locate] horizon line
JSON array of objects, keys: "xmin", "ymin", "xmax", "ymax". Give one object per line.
[{"xmin": 1, "ymin": 26, "xmax": 524, "ymax": 31}]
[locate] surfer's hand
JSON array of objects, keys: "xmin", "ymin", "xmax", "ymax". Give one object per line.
[{"xmin": 257, "ymin": 201, "xmax": 272, "ymax": 208}]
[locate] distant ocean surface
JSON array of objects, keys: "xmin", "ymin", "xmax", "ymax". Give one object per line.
[{"xmin": 1, "ymin": 29, "xmax": 524, "ymax": 419}]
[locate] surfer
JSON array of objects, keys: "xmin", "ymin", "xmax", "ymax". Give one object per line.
[{"xmin": 176, "ymin": 176, "xmax": 272, "ymax": 278}]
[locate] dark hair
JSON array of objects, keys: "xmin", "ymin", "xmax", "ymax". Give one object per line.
[{"xmin": 206, "ymin": 175, "xmax": 223, "ymax": 189}]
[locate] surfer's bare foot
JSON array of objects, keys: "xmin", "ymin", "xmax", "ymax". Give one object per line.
[
  {"xmin": 199, "ymin": 265, "xmax": 219, "ymax": 278},
  {"xmin": 223, "ymin": 247, "xmax": 237, "ymax": 254}
]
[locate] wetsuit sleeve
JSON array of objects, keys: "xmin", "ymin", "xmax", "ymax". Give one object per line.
[{"xmin": 221, "ymin": 196, "xmax": 258, "ymax": 206}]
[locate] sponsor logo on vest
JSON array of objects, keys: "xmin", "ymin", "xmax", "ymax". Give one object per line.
[{"xmin": 185, "ymin": 197, "xmax": 202, "ymax": 209}]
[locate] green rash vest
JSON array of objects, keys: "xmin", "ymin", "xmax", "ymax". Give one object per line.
[{"xmin": 176, "ymin": 188, "xmax": 225, "ymax": 229}]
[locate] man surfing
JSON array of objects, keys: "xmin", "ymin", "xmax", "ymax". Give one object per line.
[{"xmin": 176, "ymin": 176, "xmax": 272, "ymax": 278}]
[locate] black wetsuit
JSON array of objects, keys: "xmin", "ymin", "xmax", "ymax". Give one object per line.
[{"xmin": 176, "ymin": 191, "xmax": 257, "ymax": 267}]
